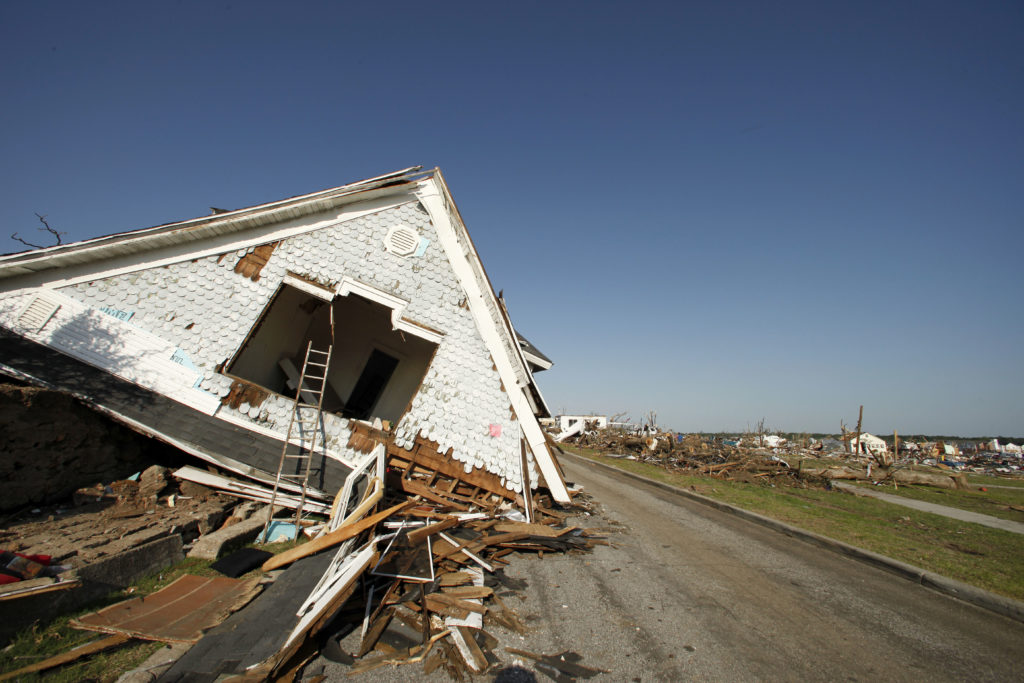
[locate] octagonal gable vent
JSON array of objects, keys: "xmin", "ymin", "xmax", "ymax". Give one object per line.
[{"xmin": 384, "ymin": 225, "xmax": 421, "ymax": 257}]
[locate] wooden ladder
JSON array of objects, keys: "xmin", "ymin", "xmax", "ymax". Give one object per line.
[{"xmin": 262, "ymin": 342, "xmax": 333, "ymax": 542}]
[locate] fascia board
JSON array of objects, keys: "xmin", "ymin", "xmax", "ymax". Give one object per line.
[
  {"xmin": 0, "ymin": 169, "xmax": 424, "ymax": 281},
  {"xmin": 415, "ymin": 177, "xmax": 570, "ymax": 503},
  {"xmin": 522, "ymin": 350, "xmax": 554, "ymax": 371},
  {"xmin": 0, "ymin": 191, "xmax": 418, "ymax": 295}
]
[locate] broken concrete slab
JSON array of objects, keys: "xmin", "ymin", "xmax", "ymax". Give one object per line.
[
  {"xmin": 187, "ymin": 505, "xmax": 270, "ymax": 561},
  {"xmin": 114, "ymin": 641, "xmax": 192, "ymax": 683},
  {"xmin": 1, "ymin": 535, "xmax": 185, "ymax": 645}
]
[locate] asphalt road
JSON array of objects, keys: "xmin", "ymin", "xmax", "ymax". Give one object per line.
[{"xmin": 321, "ymin": 454, "xmax": 1024, "ymax": 682}]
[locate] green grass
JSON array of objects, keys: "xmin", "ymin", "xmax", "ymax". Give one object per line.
[
  {"xmin": 0, "ymin": 557, "xmax": 228, "ymax": 681},
  {"xmin": 0, "ymin": 540, "xmax": 293, "ymax": 681},
  {"xmin": 562, "ymin": 446, "xmax": 1024, "ymax": 602},
  {"xmin": 0, "ymin": 616, "xmax": 165, "ymax": 683},
  {"xmin": 967, "ymin": 472, "xmax": 1024, "ymax": 489}
]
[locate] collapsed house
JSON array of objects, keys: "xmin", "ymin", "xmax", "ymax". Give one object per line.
[{"xmin": 0, "ymin": 167, "xmax": 569, "ymax": 513}]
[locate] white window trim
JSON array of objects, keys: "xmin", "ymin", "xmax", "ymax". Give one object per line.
[{"xmin": 335, "ymin": 277, "xmax": 443, "ymax": 345}]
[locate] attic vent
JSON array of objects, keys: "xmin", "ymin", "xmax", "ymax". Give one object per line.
[
  {"xmin": 384, "ymin": 225, "xmax": 420, "ymax": 257},
  {"xmin": 17, "ymin": 295, "xmax": 61, "ymax": 332}
]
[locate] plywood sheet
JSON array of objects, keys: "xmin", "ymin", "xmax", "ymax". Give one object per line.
[{"xmin": 71, "ymin": 574, "xmax": 262, "ymax": 643}]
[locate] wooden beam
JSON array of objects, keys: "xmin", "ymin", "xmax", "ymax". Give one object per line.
[
  {"xmin": 262, "ymin": 500, "xmax": 413, "ymax": 571},
  {"xmin": 0, "ymin": 634, "xmax": 131, "ymax": 681},
  {"xmin": 384, "ymin": 438, "xmax": 513, "ymax": 501},
  {"xmin": 394, "ymin": 478, "xmax": 470, "ymax": 511}
]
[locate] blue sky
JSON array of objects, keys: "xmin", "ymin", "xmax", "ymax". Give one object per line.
[{"xmin": 2, "ymin": 1, "xmax": 1021, "ymax": 436}]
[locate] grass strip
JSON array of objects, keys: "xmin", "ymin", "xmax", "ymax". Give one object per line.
[
  {"xmin": 847, "ymin": 480, "xmax": 1024, "ymax": 524},
  {"xmin": 564, "ymin": 447, "xmax": 1024, "ymax": 602}
]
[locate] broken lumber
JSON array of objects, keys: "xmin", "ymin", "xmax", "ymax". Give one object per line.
[
  {"xmin": 0, "ymin": 634, "xmax": 131, "ymax": 681},
  {"xmin": 262, "ymin": 500, "xmax": 412, "ymax": 571}
]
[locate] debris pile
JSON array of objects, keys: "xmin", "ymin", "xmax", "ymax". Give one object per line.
[
  {"xmin": 0, "ymin": 465, "xmax": 236, "ymax": 595},
  {"xmin": 277, "ymin": 499, "xmax": 604, "ymax": 680},
  {"xmin": 1, "ymin": 442, "xmax": 605, "ymax": 681},
  {"xmin": 187, "ymin": 445, "xmax": 606, "ymax": 681},
  {"xmin": 556, "ymin": 426, "xmax": 1008, "ymax": 490}
]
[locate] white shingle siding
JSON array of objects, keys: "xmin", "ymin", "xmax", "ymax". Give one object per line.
[
  {"xmin": 28, "ymin": 200, "xmax": 527, "ymax": 492},
  {"xmin": 0, "ymin": 289, "xmax": 219, "ymax": 414}
]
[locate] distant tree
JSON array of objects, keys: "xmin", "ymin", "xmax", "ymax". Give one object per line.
[{"xmin": 11, "ymin": 213, "xmax": 64, "ymax": 248}]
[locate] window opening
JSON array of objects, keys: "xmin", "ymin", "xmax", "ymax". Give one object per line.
[{"xmin": 227, "ymin": 284, "xmax": 437, "ymax": 424}]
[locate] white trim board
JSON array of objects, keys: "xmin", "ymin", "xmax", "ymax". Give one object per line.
[
  {"xmin": 336, "ymin": 277, "xmax": 444, "ymax": 345},
  {"xmin": 415, "ymin": 177, "xmax": 570, "ymax": 503},
  {"xmin": 0, "ymin": 193, "xmax": 416, "ymax": 295}
]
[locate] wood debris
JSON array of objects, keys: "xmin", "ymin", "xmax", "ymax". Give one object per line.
[{"xmin": 233, "ymin": 473, "xmax": 603, "ymax": 681}]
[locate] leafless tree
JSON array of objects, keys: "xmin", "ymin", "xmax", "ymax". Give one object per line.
[{"xmin": 11, "ymin": 213, "xmax": 65, "ymax": 249}]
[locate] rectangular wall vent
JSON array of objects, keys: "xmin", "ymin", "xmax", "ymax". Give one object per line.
[{"xmin": 17, "ymin": 295, "xmax": 61, "ymax": 332}]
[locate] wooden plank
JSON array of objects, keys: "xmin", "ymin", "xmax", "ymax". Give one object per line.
[
  {"xmin": 357, "ymin": 606, "xmax": 395, "ymax": 657},
  {"xmin": 424, "ymin": 595, "xmax": 469, "ymax": 620},
  {"xmin": 0, "ymin": 634, "xmax": 130, "ymax": 681},
  {"xmin": 492, "ymin": 522, "xmax": 571, "ymax": 538},
  {"xmin": 394, "ymin": 478, "xmax": 469, "ymax": 511},
  {"xmin": 438, "ymin": 571, "xmax": 474, "ymax": 587},
  {"xmin": 385, "ymin": 440, "xmax": 513, "ymax": 500},
  {"xmin": 407, "ymin": 517, "xmax": 461, "ymax": 546},
  {"xmin": 440, "ymin": 585, "xmax": 493, "ymax": 600},
  {"xmin": 262, "ymin": 501, "xmax": 412, "ymax": 571},
  {"xmin": 520, "ymin": 438, "xmax": 534, "ymax": 522},
  {"xmin": 426, "ymin": 593, "xmax": 486, "ymax": 615},
  {"xmin": 0, "ymin": 577, "xmax": 81, "ymax": 601},
  {"xmin": 451, "ymin": 626, "xmax": 488, "ymax": 673}
]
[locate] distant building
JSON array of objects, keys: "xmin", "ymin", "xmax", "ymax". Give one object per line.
[
  {"xmin": 557, "ymin": 415, "xmax": 608, "ymax": 433},
  {"xmin": 849, "ymin": 432, "xmax": 888, "ymax": 456}
]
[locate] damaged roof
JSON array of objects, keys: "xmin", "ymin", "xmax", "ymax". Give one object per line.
[
  {"xmin": 0, "ymin": 167, "xmax": 428, "ymax": 279},
  {"xmin": 516, "ymin": 333, "xmax": 553, "ymax": 372}
]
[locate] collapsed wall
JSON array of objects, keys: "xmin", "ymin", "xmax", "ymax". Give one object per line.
[{"xmin": 0, "ymin": 382, "xmax": 172, "ymax": 511}]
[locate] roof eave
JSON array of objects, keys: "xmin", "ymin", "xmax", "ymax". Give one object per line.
[{"xmin": 0, "ymin": 166, "xmax": 427, "ymax": 280}]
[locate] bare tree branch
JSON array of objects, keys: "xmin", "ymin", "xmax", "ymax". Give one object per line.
[
  {"xmin": 10, "ymin": 233, "xmax": 45, "ymax": 248},
  {"xmin": 10, "ymin": 213, "xmax": 66, "ymax": 249},
  {"xmin": 35, "ymin": 213, "xmax": 65, "ymax": 245}
]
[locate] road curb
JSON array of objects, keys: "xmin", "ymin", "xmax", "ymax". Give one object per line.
[{"xmin": 560, "ymin": 450, "xmax": 1024, "ymax": 625}]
